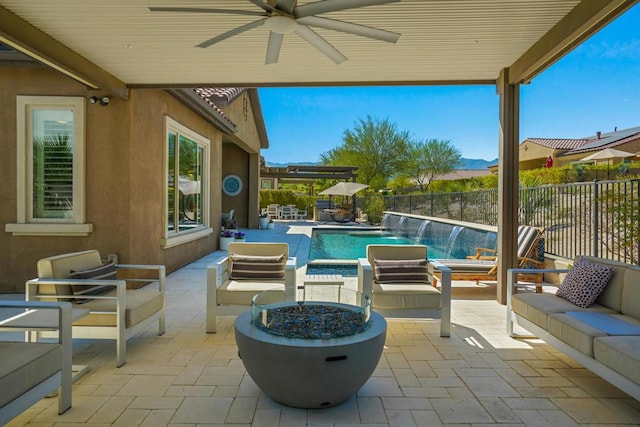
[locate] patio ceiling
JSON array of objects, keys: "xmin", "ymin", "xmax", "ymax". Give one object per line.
[{"xmin": 0, "ymin": 0, "xmax": 637, "ymax": 99}]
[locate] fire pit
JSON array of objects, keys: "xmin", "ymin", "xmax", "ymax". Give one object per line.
[{"xmin": 234, "ymin": 288, "xmax": 386, "ymax": 408}]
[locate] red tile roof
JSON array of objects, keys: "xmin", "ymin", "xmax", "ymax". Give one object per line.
[
  {"xmin": 194, "ymin": 88, "xmax": 244, "ymax": 105},
  {"xmin": 525, "ymin": 138, "xmax": 589, "ymax": 150},
  {"xmin": 192, "ymin": 88, "xmax": 238, "ymax": 128}
]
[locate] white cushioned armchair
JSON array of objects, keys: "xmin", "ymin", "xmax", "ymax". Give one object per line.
[
  {"xmin": 207, "ymin": 242, "xmax": 296, "ymax": 333},
  {"xmin": 358, "ymin": 244, "xmax": 451, "ymax": 337},
  {"xmin": 26, "ymin": 250, "xmax": 166, "ymax": 367}
]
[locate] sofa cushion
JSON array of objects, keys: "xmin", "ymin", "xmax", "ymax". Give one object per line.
[
  {"xmin": 547, "ymin": 313, "xmax": 609, "ymax": 357},
  {"xmin": 621, "ymin": 267, "xmax": 640, "ymax": 318},
  {"xmin": 70, "ymin": 262, "xmax": 117, "ymax": 303},
  {"xmin": 0, "ymin": 342, "xmax": 62, "ymax": 408},
  {"xmin": 72, "ymin": 289, "xmax": 164, "ymax": 328},
  {"xmin": 511, "ymin": 292, "xmax": 614, "ymax": 330},
  {"xmin": 229, "ymin": 254, "xmax": 286, "ymax": 280},
  {"xmin": 593, "ymin": 335, "xmax": 640, "ymax": 387},
  {"xmin": 556, "ymin": 257, "xmax": 614, "ymax": 308},
  {"xmin": 373, "ymin": 258, "xmax": 428, "ymax": 283},
  {"xmin": 372, "ymin": 282, "xmax": 441, "ymax": 309}
]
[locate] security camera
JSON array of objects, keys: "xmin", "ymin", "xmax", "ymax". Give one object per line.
[{"xmin": 89, "ymin": 96, "xmax": 110, "ymax": 106}]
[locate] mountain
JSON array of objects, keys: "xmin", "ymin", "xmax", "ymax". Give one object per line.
[
  {"xmin": 266, "ymin": 158, "xmax": 498, "ymax": 170},
  {"xmin": 458, "ymin": 158, "xmax": 498, "ymax": 169}
]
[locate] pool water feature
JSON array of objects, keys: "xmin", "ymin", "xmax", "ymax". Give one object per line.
[{"xmin": 307, "ymin": 213, "xmax": 498, "ymax": 276}]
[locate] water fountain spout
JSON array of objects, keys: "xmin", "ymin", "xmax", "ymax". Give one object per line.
[{"xmin": 415, "ymin": 220, "xmax": 431, "ymax": 243}]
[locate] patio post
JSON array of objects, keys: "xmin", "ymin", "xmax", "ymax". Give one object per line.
[{"xmin": 496, "ymin": 68, "xmax": 520, "ymax": 304}]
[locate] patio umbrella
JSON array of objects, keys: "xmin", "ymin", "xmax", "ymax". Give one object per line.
[
  {"xmin": 319, "ymin": 182, "xmax": 369, "ymax": 222},
  {"xmin": 581, "ymin": 148, "xmax": 637, "ymax": 178},
  {"xmin": 319, "ymin": 182, "xmax": 369, "ymax": 197}
]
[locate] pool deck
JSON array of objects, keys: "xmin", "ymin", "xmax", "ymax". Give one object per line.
[{"xmin": 3, "ymin": 220, "xmax": 640, "ymax": 426}]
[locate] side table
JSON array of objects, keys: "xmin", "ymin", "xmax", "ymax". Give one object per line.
[{"xmin": 302, "ymin": 274, "xmax": 344, "ymax": 301}]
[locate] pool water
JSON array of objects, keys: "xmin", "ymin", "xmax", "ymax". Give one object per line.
[
  {"xmin": 307, "ymin": 229, "xmax": 450, "ymax": 276},
  {"xmin": 308, "ymin": 229, "xmax": 449, "ymax": 261}
]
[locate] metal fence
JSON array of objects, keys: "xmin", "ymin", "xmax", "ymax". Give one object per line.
[{"xmin": 377, "ymin": 179, "xmax": 640, "ymax": 265}]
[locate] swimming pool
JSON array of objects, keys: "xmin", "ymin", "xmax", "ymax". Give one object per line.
[
  {"xmin": 308, "ymin": 229, "xmax": 447, "ymax": 260},
  {"xmin": 307, "ymin": 228, "xmax": 457, "ymax": 276},
  {"xmin": 306, "ymin": 215, "xmax": 498, "ymax": 276}
]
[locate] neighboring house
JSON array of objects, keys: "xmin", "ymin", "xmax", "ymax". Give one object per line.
[
  {"xmin": 0, "ymin": 55, "xmax": 268, "ymax": 293},
  {"xmin": 489, "ymin": 126, "xmax": 640, "ymax": 172}
]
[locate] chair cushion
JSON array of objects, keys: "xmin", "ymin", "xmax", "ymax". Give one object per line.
[
  {"xmin": 373, "ymin": 258, "xmax": 428, "ymax": 283},
  {"xmin": 70, "ymin": 262, "xmax": 117, "ymax": 303},
  {"xmin": 217, "ymin": 280, "xmax": 285, "ymax": 305},
  {"xmin": 556, "ymin": 257, "xmax": 614, "ymax": 308},
  {"xmin": 72, "ymin": 289, "xmax": 164, "ymax": 328},
  {"xmin": 229, "ymin": 254, "xmax": 286, "ymax": 280},
  {"xmin": 0, "ymin": 342, "xmax": 62, "ymax": 408},
  {"xmin": 372, "ymin": 282, "xmax": 441, "ymax": 309}
]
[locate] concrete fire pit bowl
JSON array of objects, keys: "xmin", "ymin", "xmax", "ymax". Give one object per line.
[{"xmin": 234, "ymin": 295, "xmax": 386, "ymax": 408}]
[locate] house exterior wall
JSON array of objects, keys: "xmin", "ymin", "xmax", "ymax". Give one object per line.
[
  {"xmin": 0, "ymin": 66, "xmax": 253, "ymax": 293},
  {"xmin": 519, "ymin": 140, "xmax": 553, "ymax": 170},
  {"xmin": 219, "ymin": 92, "xmax": 263, "ymax": 228}
]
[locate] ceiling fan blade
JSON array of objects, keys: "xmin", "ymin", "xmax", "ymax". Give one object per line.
[
  {"xmin": 294, "ymin": 0, "xmax": 400, "ymax": 19},
  {"xmin": 197, "ymin": 19, "xmax": 266, "ymax": 48},
  {"xmin": 265, "ymin": 32, "xmax": 284, "ymax": 64},
  {"xmin": 149, "ymin": 7, "xmax": 265, "ymax": 17},
  {"xmin": 295, "ymin": 25, "xmax": 347, "ymax": 64},
  {"xmin": 276, "ymin": 0, "xmax": 297, "ymax": 14},
  {"xmin": 247, "ymin": 0, "xmax": 278, "ymax": 13},
  {"xmin": 296, "ymin": 16, "xmax": 399, "ymax": 43}
]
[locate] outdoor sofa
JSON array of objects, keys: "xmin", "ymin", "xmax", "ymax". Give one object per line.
[
  {"xmin": 0, "ymin": 301, "xmax": 72, "ymax": 424},
  {"xmin": 507, "ymin": 255, "xmax": 640, "ymax": 400}
]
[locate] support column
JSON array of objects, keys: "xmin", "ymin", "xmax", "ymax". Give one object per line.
[
  {"xmin": 496, "ymin": 68, "xmax": 520, "ymax": 304},
  {"xmin": 248, "ymin": 153, "xmax": 260, "ymax": 229}
]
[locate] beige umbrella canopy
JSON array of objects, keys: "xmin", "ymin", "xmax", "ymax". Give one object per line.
[
  {"xmin": 581, "ymin": 148, "xmax": 637, "ymax": 178},
  {"xmin": 581, "ymin": 148, "xmax": 636, "ymax": 162},
  {"xmin": 319, "ymin": 182, "xmax": 369, "ymax": 197}
]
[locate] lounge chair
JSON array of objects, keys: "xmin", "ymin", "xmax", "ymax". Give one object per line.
[
  {"xmin": 206, "ymin": 242, "xmax": 296, "ymax": 333},
  {"xmin": 357, "ymin": 244, "xmax": 451, "ymax": 336},
  {"xmin": 25, "ymin": 250, "xmax": 166, "ymax": 367},
  {"xmin": 431, "ymin": 225, "xmax": 544, "ymax": 286}
]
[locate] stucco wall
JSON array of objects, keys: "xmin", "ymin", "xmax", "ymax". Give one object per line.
[
  {"xmin": 222, "ymin": 144, "xmax": 251, "ymax": 228},
  {"xmin": 0, "ymin": 66, "xmax": 227, "ymax": 292}
]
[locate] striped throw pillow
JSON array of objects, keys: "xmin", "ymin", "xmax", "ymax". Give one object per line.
[
  {"xmin": 70, "ymin": 262, "xmax": 117, "ymax": 303},
  {"xmin": 230, "ymin": 254, "xmax": 286, "ymax": 280},
  {"xmin": 373, "ymin": 258, "xmax": 428, "ymax": 283}
]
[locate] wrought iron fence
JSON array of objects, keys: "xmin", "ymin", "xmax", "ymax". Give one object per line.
[{"xmin": 376, "ymin": 179, "xmax": 640, "ymax": 265}]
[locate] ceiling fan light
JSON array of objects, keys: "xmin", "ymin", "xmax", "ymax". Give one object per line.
[{"xmin": 265, "ymin": 15, "xmax": 297, "ymax": 34}]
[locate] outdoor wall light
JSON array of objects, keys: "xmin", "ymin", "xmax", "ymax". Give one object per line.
[{"xmin": 89, "ymin": 95, "xmax": 110, "ymax": 106}]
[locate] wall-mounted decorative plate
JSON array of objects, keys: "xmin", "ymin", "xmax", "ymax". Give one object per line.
[{"xmin": 222, "ymin": 174, "xmax": 243, "ymax": 196}]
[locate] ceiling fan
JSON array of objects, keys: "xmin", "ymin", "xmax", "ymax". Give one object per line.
[{"xmin": 149, "ymin": 0, "xmax": 401, "ymax": 65}]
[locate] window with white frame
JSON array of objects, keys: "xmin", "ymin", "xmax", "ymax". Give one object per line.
[
  {"xmin": 5, "ymin": 96, "xmax": 91, "ymax": 236},
  {"xmin": 162, "ymin": 117, "xmax": 211, "ymax": 248}
]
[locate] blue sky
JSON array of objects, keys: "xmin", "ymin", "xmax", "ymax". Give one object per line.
[{"xmin": 259, "ymin": 4, "xmax": 640, "ymax": 165}]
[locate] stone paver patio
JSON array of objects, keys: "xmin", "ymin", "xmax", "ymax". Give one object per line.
[{"xmin": 4, "ymin": 221, "xmax": 640, "ymax": 426}]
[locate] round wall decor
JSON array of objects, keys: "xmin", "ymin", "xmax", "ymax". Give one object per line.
[{"xmin": 222, "ymin": 174, "xmax": 243, "ymax": 196}]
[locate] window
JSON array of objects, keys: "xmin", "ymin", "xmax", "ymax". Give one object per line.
[
  {"xmin": 6, "ymin": 96, "xmax": 91, "ymax": 236},
  {"xmin": 162, "ymin": 117, "xmax": 211, "ymax": 248}
]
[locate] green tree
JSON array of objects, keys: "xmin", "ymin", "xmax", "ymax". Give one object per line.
[
  {"xmin": 405, "ymin": 139, "xmax": 461, "ymax": 192},
  {"xmin": 320, "ymin": 116, "xmax": 411, "ymax": 190}
]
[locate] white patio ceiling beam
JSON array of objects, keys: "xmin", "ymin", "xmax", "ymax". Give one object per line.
[
  {"xmin": 509, "ymin": 0, "xmax": 638, "ymax": 85},
  {"xmin": 0, "ymin": 5, "xmax": 129, "ymax": 100}
]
